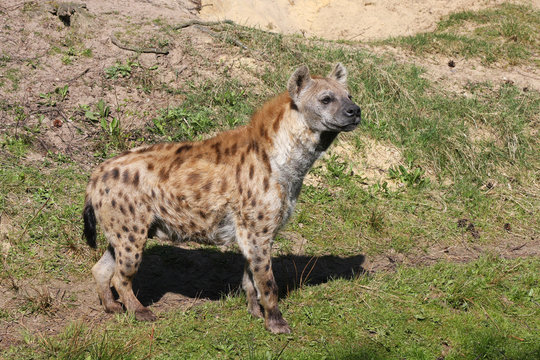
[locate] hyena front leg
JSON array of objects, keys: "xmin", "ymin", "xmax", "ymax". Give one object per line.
[
  {"xmin": 92, "ymin": 246, "xmax": 123, "ymax": 313},
  {"xmin": 236, "ymin": 225, "xmax": 291, "ymax": 334}
]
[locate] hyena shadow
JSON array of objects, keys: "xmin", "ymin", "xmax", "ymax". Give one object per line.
[{"xmin": 132, "ymin": 245, "xmax": 366, "ymax": 306}]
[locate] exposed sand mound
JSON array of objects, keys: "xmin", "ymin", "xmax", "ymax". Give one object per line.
[{"xmin": 200, "ymin": 0, "xmax": 530, "ymax": 40}]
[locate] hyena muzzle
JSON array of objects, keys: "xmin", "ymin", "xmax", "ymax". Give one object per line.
[{"xmin": 83, "ymin": 63, "xmax": 361, "ymax": 334}]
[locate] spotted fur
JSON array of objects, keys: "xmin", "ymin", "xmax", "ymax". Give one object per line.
[{"xmin": 83, "ymin": 63, "xmax": 361, "ymax": 333}]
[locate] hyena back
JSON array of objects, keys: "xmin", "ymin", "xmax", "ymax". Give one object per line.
[{"xmin": 83, "ymin": 63, "xmax": 361, "ymax": 334}]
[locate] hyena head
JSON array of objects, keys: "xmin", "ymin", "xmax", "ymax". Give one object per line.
[{"xmin": 287, "ymin": 63, "xmax": 361, "ymax": 132}]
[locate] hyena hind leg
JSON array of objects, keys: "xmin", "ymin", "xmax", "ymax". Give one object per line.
[
  {"xmin": 92, "ymin": 247, "xmax": 123, "ymax": 314},
  {"xmin": 110, "ymin": 233, "xmax": 156, "ymax": 321}
]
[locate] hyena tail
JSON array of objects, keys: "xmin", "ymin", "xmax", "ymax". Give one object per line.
[{"xmin": 83, "ymin": 201, "xmax": 97, "ymax": 249}]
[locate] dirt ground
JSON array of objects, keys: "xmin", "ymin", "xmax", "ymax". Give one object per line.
[
  {"xmin": 0, "ymin": 0, "xmax": 539, "ymax": 350},
  {"xmin": 200, "ymin": 0, "xmax": 539, "ymax": 40}
]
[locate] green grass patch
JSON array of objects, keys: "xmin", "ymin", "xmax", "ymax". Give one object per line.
[
  {"xmin": 0, "ymin": 150, "xmax": 91, "ymax": 285},
  {"xmin": 5, "ymin": 256, "xmax": 538, "ymax": 359},
  {"xmin": 382, "ymin": 3, "xmax": 540, "ymax": 65}
]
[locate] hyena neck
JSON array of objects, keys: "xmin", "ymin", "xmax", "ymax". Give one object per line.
[{"xmin": 264, "ymin": 95, "xmax": 338, "ymax": 202}]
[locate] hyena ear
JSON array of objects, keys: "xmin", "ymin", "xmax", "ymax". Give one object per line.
[
  {"xmin": 288, "ymin": 65, "xmax": 312, "ymax": 102},
  {"xmin": 328, "ymin": 63, "xmax": 348, "ymax": 85}
]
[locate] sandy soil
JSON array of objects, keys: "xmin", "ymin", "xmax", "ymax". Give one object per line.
[{"xmin": 200, "ymin": 0, "xmax": 538, "ymax": 40}]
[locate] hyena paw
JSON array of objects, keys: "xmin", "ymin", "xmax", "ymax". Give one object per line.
[
  {"xmin": 135, "ymin": 308, "xmax": 157, "ymax": 322},
  {"xmin": 266, "ymin": 317, "xmax": 291, "ymax": 334},
  {"xmin": 104, "ymin": 301, "xmax": 123, "ymax": 314}
]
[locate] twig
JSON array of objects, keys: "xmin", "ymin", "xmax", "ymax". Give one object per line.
[
  {"xmin": 67, "ymin": 67, "xmax": 90, "ymax": 84},
  {"xmin": 20, "ymin": 197, "xmax": 51, "ymax": 241},
  {"xmin": 110, "ymin": 35, "xmax": 169, "ymax": 55},
  {"xmin": 173, "ymin": 19, "xmax": 234, "ymax": 30}
]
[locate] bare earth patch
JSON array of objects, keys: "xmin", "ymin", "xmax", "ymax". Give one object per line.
[{"xmin": 200, "ymin": 0, "xmax": 520, "ymax": 40}]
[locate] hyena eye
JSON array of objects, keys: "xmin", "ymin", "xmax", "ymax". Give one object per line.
[{"xmin": 320, "ymin": 96, "xmax": 333, "ymax": 105}]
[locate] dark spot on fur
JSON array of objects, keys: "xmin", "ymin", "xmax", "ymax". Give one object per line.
[
  {"xmin": 122, "ymin": 226, "xmax": 129, "ymax": 232},
  {"xmin": 247, "ymin": 189, "xmax": 252, "ymax": 199},
  {"xmin": 125, "ymin": 245, "xmax": 132, "ymax": 252},
  {"xmin": 159, "ymin": 168, "xmax": 169, "ymax": 181},
  {"xmin": 135, "ymin": 253, "xmax": 140, "ymax": 260},
  {"xmin": 255, "ymin": 256, "xmax": 262, "ymax": 264},
  {"xmin": 133, "ymin": 225, "xmax": 138, "ymax": 233},
  {"xmin": 264, "ymin": 291, "xmax": 270, "ymax": 297},
  {"xmin": 112, "ymin": 199, "xmax": 117, "ymax": 208},
  {"xmin": 119, "ymin": 205, "xmax": 126, "ymax": 215},
  {"xmin": 239, "ymin": 185, "xmax": 243, "ymax": 195},
  {"xmin": 111, "ymin": 168, "xmax": 119, "ymax": 179},
  {"xmin": 263, "ymin": 227, "xmax": 268, "ymax": 234},
  {"xmin": 122, "ymin": 169, "xmax": 130, "ymax": 183},
  {"xmin": 176, "ymin": 144, "xmax": 193, "ymax": 154},
  {"xmin": 263, "ymin": 177, "xmax": 269, "ymax": 192},
  {"xmin": 151, "ymin": 189, "xmax": 156, "ymax": 198},
  {"xmin": 159, "ymin": 205, "xmax": 167, "ymax": 214},
  {"xmin": 102, "ymin": 172, "xmax": 109, "ymax": 182},
  {"xmin": 240, "ymin": 153, "xmax": 245, "ymax": 165},
  {"xmin": 128, "ymin": 234, "xmax": 135, "ymax": 243},
  {"xmin": 254, "ymin": 266, "xmax": 260, "ymax": 272},
  {"xmin": 199, "ymin": 210, "xmax": 207, "ymax": 219},
  {"xmin": 211, "ymin": 143, "xmax": 221, "ymax": 163},
  {"xmin": 136, "ymin": 147, "xmax": 152, "ymax": 154},
  {"xmin": 258, "ymin": 212, "xmax": 264, "ymax": 220},
  {"xmin": 140, "ymin": 228, "xmax": 145, "ymax": 235},
  {"xmin": 194, "ymin": 191, "xmax": 201, "ymax": 201},
  {"xmin": 290, "ymin": 100, "xmax": 298, "ymax": 111},
  {"xmin": 249, "ymin": 165, "xmax": 254, "ymax": 179},
  {"xmin": 230, "ymin": 143, "xmax": 237, "ymax": 155},
  {"xmin": 203, "ymin": 181, "xmax": 212, "ymax": 192},
  {"xmin": 265, "ymin": 264, "xmax": 270, "ymax": 271},
  {"xmin": 105, "ymin": 188, "xmax": 110, "ymax": 194},
  {"xmin": 187, "ymin": 172, "xmax": 200, "ymax": 185},
  {"xmin": 147, "ymin": 163, "xmax": 154, "ymax": 171},
  {"xmin": 251, "ymin": 199, "xmax": 256, "ymax": 207},
  {"xmin": 273, "ymin": 108, "xmax": 284, "ymax": 132},
  {"xmin": 116, "ymin": 233, "xmax": 121, "ymax": 239},
  {"xmin": 261, "ymin": 150, "xmax": 271, "ymax": 174},
  {"xmin": 129, "ymin": 203, "xmax": 135, "ymax": 215},
  {"xmin": 133, "ymin": 171, "xmax": 140, "ymax": 187}
]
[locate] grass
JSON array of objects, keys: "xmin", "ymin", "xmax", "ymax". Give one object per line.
[
  {"xmin": 0, "ymin": 2, "xmax": 539, "ymax": 359},
  {"xmin": 382, "ymin": 3, "xmax": 540, "ymax": 65},
  {"xmin": 3, "ymin": 256, "xmax": 539, "ymax": 359}
]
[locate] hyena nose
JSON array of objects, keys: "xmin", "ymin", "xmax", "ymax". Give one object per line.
[{"xmin": 344, "ymin": 104, "xmax": 361, "ymax": 118}]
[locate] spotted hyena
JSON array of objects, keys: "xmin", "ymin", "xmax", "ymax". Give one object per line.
[{"xmin": 83, "ymin": 63, "xmax": 361, "ymax": 334}]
